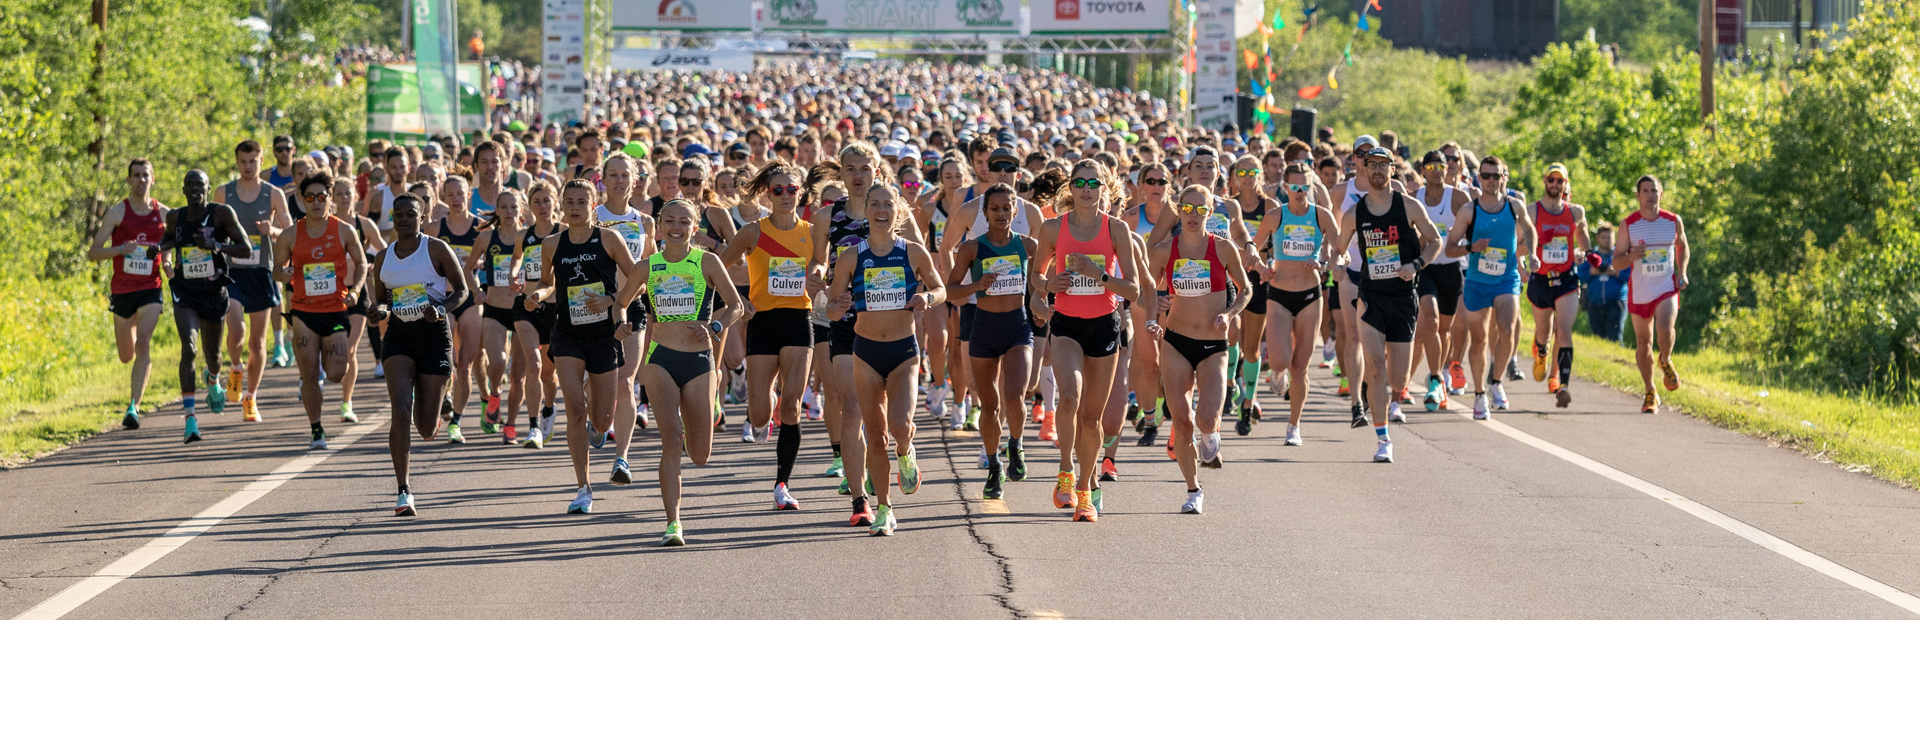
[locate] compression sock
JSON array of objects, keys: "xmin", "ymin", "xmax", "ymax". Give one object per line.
[
  {"xmin": 1226, "ymin": 345, "xmax": 1242, "ymax": 382},
  {"xmin": 1557, "ymin": 347, "xmax": 1574, "ymax": 385},
  {"xmin": 181, "ymin": 394, "xmax": 195, "ymax": 416},
  {"xmin": 1154, "ymin": 397, "xmax": 1166, "ymax": 425},
  {"xmin": 831, "ymin": 441, "xmax": 843, "ymax": 461},
  {"xmin": 775, "ymin": 424, "xmax": 801, "ymax": 483},
  {"xmin": 1239, "ymin": 358, "xmax": 1261, "ymax": 399}
]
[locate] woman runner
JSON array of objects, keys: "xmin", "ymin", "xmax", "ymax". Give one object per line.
[
  {"xmin": 943, "ymin": 183, "xmax": 1036, "ymax": 499},
  {"xmin": 366, "ymin": 193, "xmax": 466, "ymax": 516},
  {"xmin": 1250, "ymin": 162, "xmax": 1338, "ymax": 445},
  {"xmin": 463, "ymin": 188, "xmax": 529, "ymax": 444},
  {"xmin": 514, "ymin": 181, "xmax": 562, "ymax": 448}
]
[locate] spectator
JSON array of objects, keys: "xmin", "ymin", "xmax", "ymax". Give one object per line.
[{"xmin": 1577, "ymin": 223, "xmax": 1630, "ymax": 342}]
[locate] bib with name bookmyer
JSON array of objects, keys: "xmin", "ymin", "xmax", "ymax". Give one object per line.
[{"xmin": 863, "ymin": 266, "xmax": 909, "ymax": 311}]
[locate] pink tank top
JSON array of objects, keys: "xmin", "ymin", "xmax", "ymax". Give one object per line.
[{"xmin": 1052, "ymin": 213, "xmax": 1120, "ymax": 318}]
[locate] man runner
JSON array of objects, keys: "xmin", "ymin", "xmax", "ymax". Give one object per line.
[
  {"xmin": 1336, "ymin": 148, "xmax": 1442, "ymax": 463},
  {"xmin": 89, "ymin": 159, "xmax": 169, "ymax": 430},
  {"xmin": 1526, "ymin": 163, "xmax": 1591, "ymax": 408},
  {"xmin": 215, "ymin": 140, "xmax": 293, "ymax": 423},
  {"xmin": 1615, "ymin": 175, "xmax": 1689, "ymax": 413}
]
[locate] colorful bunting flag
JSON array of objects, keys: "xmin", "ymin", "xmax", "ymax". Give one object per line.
[
  {"xmin": 1298, "ymin": 85, "xmax": 1324, "ymax": 100},
  {"xmin": 1358, "ymin": 14, "xmax": 1370, "ymax": 32},
  {"xmin": 1244, "ymin": 49, "xmax": 1258, "ymax": 69},
  {"xmin": 1369, "ymin": 0, "xmax": 1381, "ymax": 10},
  {"xmin": 1327, "ymin": 66, "xmax": 1338, "ymax": 91},
  {"xmin": 1272, "ymin": 9, "xmax": 1285, "ymax": 30}
]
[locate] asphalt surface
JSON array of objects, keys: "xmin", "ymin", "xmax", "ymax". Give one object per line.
[{"xmin": 4, "ymin": 343, "xmax": 1918, "ymax": 620}]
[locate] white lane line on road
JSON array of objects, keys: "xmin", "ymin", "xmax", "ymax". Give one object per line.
[
  {"xmin": 1461, "ymin": 411, "xmax": 1920, "ymax": 617},
  {"xmin": 13, "ymin": 419, "xmax": 387, "ymax": 621}
]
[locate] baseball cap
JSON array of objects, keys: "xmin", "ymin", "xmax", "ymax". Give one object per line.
[
  {"xmin": 623, "ymin": 141, "xmax": 648, "ymax": 159},
  {"xmin": 988, "ymin": 147, "xmax": 1019, "ymax": 165},
  {"xmin": 902, "ymin": 145, "xmax": 920, "ymax": 159},
  {"xmin": 1545, "ymin": 163, "xmax": 1570, "ymax": 180},
  {"xmin": 1363, "ymin": 147, "xmax": 1394, "ymax": 162},
  {"xmin": 659, "ymin": 116, "xmax": 678, "ymax": 131},
  {"xmin": 1420, "ymin": 150, "xmax": 1445, "ymax": 166},
  {"xmin": 1353, "ymin": 134, "xmax": 1380, "ymax": 150},
  {"xmin": 538, "ymin": 147, "xmax": 555, "ymax": 161},
  {"xmin": 891, "ymin": 127, "xmax": 910, "ymax": 142},
  {"xmin": 879, "ymin": 142, "xmax": 904, "ymax": 158},
  {"xmin": 506, "ymin": 120, "xmax": 528, "ymax": 132},
  {"xmin": 680, "ymin": 142, "xmax": 714, "ymax": 158}
]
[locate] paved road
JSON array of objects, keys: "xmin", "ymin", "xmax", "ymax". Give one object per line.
[{"xmin": 5, "ymin": 347, "xmax": 1919, "ymax": 620}]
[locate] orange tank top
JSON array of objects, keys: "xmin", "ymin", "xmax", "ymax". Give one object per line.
[
  {"xmin": 1052, "ymin": 213, "xmax": 1120, "ymax": 318},
  {"xmin": 290, "ymin": 216, "xmax": 351, "ymax": 312},
  {"xmin": 748, "ymin": 217, "xmax": 813, "ymax": 310}
]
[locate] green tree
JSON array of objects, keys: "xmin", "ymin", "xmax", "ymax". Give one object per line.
[{"xmin": 1560, "ymin": 0, "xmax": 1698, "ymax": 64}]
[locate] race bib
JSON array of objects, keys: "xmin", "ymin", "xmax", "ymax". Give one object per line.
[
  {"xmin": 122, "ymin": 244, "xmax": 153, "ymax": 276},
  {"xmin": 452, "ymin": 245, "xmax": 474, "ymax": 271},
  {"xmin": 1170, "ymin": 258, "xmax": 1212, "ymax": 298},
  {"xmin": 1204, "ymin": 213, "xmax": 1233, "ymax": 238},
  {"xmin": 1365, "ymin": 244, "xmax": 1401, "ymax": 281},
  {"xmin": 651, "ymin": 274, "xmax": 699, "ymax": 318},
  {"xmin": 1640, "ymin": 248, "xmax": 1671, "ymax": 276},
  {"xmin": 392, "ymin": 284, "xmax": 430, "ymax": 322},
  {"xmin": 491, "ymin": 254, "xmax": 514, "ymax": 286},
  {"xmin": 767, "ymin": 256, "xmax": 807, "ymax": 298},
  {"xmin": 1542, "ymin": 241, "xmax": 1569, "ymax": 265},
  {"xmin": 1280, "ymin": 224, "xmax": 1317, "ymax": 259},
  {"xmin": 982, "ymin": 255, "xmax": 1025, "ymax": 297},
  {"xmin": 230, "ymin": 243, "xmax": 260, "ymax": 266},
  {"xmin": 568, "ymin": 281, "xmax": 609, "ymax": 324},
  {"xmin": 522, "ymin": 245, "xmax": 542, "ymax": 280},
  {"xmin": 613, "ymin": 221, "xmax": 647, "ymax": 259},
  {"xmin": 182, "ymin": 249, "xmax": 216, "ymax": 279},
  {"xmin": 1066, "ymin": 254, "xmax": 1107, "ymax": 296},
  {"xmin": 862, "ymin": 266, "xmax": 909, "ymax": 312},
  {"xmin": 1477, "ymin": 248, "xmax": 1509, "ymax": 277},
  {"xmin": 303, "ymin": 262, "xmax": 337, "ymax": 296}
]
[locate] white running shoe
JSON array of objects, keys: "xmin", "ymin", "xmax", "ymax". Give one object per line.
[
  {"xmin": 1473, "ymin": 393, "xmax": 1490, "ymax": 421},
  {"xmin": 539, "ymin": 411, "xmax": 556, "ymax": 437},
  {"xmin": 1322, "ymin": 340, "xmax": 1336, "ymax": 363},
  {"xmin": 948, "ymin": 403, "xmax": 966, "ymax": 430},
  {"xmin": 977, "ymin": 447, "xmax": 990, "ymax": 469},
  {"xmin": 566, "ymin": 486, "xmax": 594, "ymax": 514},
  {"xmin": 772, "ymin": 483, "xmax": 800, "ymax": 511},
  {"xmin": 635, "ymin": 404, "xmax": 651, "ymax": 429},
  {"xmin": 1490, "ymin": 382, "xmax": 1510, "ymax": 411},
  {"xmin": 1181, "ymin": 489, "xmax": 1204, "ymax": 514},
  {"xmin": 524, "ymin": 426, "xmax": 545, "ymax": 449},
  {"xmin": 1285, "ymin": 424, "xmax": 1303, "ymax": 446},
  {"xmin": 1198, "ymin": 432, "xmax": 1223, "ymax": 469},
  {"xmin": 1388, "ymin": 401, "xmax": 1406, "ymax": 423},
  {"xmin": 1373, "ymin": 439, "xmax": 1394, "ymax": 463},
  {"xmin": 927, "ymin": 383, "xmax": 948, "ymax": 418},
  {"xmin": 741, "ymin": 420, "xmax": 757, "ymax": 443}
]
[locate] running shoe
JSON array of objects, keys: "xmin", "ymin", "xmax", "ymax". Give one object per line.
[
  {"xmin": 870, "ymin": 503, "xmax": 896, "ymax": 536},
  {"xmin": 1167, "ymin": 433, "xmax": 1177, "ymax": 461},
  {"xmin": 611, "ymin": 457, "xmax": 633, "ymax": 485},
  {"xmin": 773, "ymin": 482, "xmax": 801, "ymax": 510},
  {"xmin": 1373, "ymin": 439, "xmax": 1394, "ymax": 463},
  {"xmin": 1071, "ymin": 490, "xmax": 1098, "ymax": 522},
  {"xmin": 1135, "ymin": 422, "xmax": 1158, "ymax": 447},
  {"xmin": 1350, "ymin": 402, "xmax": 1369, "ymax": 429},
  {"xmin": 394, "ymin": 491, "xmax": 417, "ymax": 517},
  {"xmin": 1507, "ymin": 357, "xmax": 1525, "ymax": 382},
  {"xmin": 983, "ymin": 468, "xmax": 1005, "ymax": 500},
  {"xmin": 1642, "ymin": 391, "xmax": 1659, "ymax": 414},
  {"xmin": 1181, "ymin": 489, "xmax": 1204, "ymax": 515},
  {"xmin": 635, "ymin": 404, "xmax": 651, "ymax": 430},
  {"xmin": 242, "ymin": 396, "xmax": 262, "ymax": 423},
  {"xmin": 899, "ymin": 448, "xmax": 921, "ymax": 495},
  {"xmin": 977, "ymin": 448, "xmax": 990, "ymax": 470},
  {"xmin": 1125, "ymin": 397, "xmax": 1141, "ymax": 425},
  {"xmin": 659, "ymin": 521, "xmax": 686, "ymax": 547},
  {"xmin": 447, "ymin": 422, "xmax": 466, "ymax": 444},
  {"xmin": 122, "ymin": 406, "xmax": 141, "ymax": 430},
  {"xmin": 478, "ymin": 418, "xmax": 498, "ymax": 435},
  {"xmin": 372, "ymin": 362, "xmax": 384, "ymax": 379},
  {"xmin": 740, "ymin": 419, "xmax": 757, "ymax": 443},
  {"xmin": 1031, "ymin": 401, "xmax": 1044, "ymax": 425},
  {"xmin": 1039, "ymin": 412, "xmax": 1057, "ymax": 443},
  {"xmin": 1284, "ymin": 424, "xmax": 1303, "ymax": 446},
  {"xmin": 1473, "ymin": 393, "xmax": 1490, "ymax": 421},
  {"xmin": 1199, "ymin": 433, "xmax": 1222, "ymax": 469},
  {"xmin": 440, "ymin": 396, "xmax": 456, "ymax": 423},
  {"xmin": 1388, "ymin": 401, "xmax": 1406, "ymax": 423},
  {"xmin": 1398, "ymin": 388, "xmax": 1414, "ymax": 405},
  {"xmin": 206, "ymin": 373, "xmax": 226, "ymax": 415},
  {"xmin": 1448, "ymin": 361, "xmax": 1467, "ymax": 391},
  {"xmin": 524, "ymin": 426, "xmax": 545, "ymax": 449},
  {"xmin": 826, "ymin": 453, "xmax": 845, "ymax": 478},
  {"xmin": 1246, "ymin": 400, "xmax": 1263, "ymax": 422},
  {"xmin": 183, "ymin": 414, "xmax": 202, "ymax": 444},
  {"xmin": 567, "ymin": 486, "xmax": 594, "ymax": 514},
  {"xmin": 270, "ymin": 341, "xmax": 290, "ymax": 368},
  {"xmin": 539, "ymin": 411, "xmax": 556, "ymax": 438},
  {"xmin": 587, "ymin": 426, "xmax": 606, "ymax": 449},
  {"xmin": 850, "ymin": 496, "xmax": 875, "ymax": 527},
  {"xmin": 1099, "ymin": 456, "xmax": 1119, "ymax": 482},
  {"xmin": 1321, "ymin": 339, "xmax": 1336, "ymax": 365},
  {"xmin": 1424, "ymin": 375, "xmax": 1441, "ymax": 412},
  {"xmin": 1555, "ymin": 384, "xmax": 1573, "ymax": 409},
  {"xmin": 1532, "ymin": 344, "xmax": 1549, "ymax": 382},
  {"xmin": 1661, "ymin": 360, "xmax": 1681, "ymax": 391},
  {"xmin": 964, "ymin": 405, "xmax": 981, "ymax": 431},
  {"xmin": 340, "ymin": 401, "xmax": 358, "ymax": 424},
  {"xmin": 948, "ymin": 404, "xmax": 966, "ymax": 430},
  {"xmin": 1091, "ymin": 487, "xmax": 1103, "ymax": 513},
  {"xmin": 1222, "ymin": 385, "xmax": 1237, "ymax": 417},
  {"xmin": 1235, "ymin": 406, "xmax": 1253, "ymax": 437},
  {"xmin": 1337, "ymin": 377, "xmax": 1350, "ymax": 397},
  {"xmin": 1490, "ymin": 382, "xmax": 1510, "ymax": 411},
  {"xmin": 503, "ymin": 425, "xmax": 519, "ymax": 446},
  {"xmin": 310, "ymin": 424, "xmax": 328, "ymax": 450},
  {"xmin": 926, "ymin": 382, "xmax": 947, "ymax": 418},
  {"xmin": 1053, "ymin": 471, "xmax": 1075, "ymax": 509},
  {"xmin": 226, "ymin": 368, "xmax": 243, "ymax": 397},
  {"xmin": 484, "ymin": 395, "xmax": 501, "ymax": 425},
  {"xmin": 1007, "ymin": 444, "xmax": 1027, "ymax": 481},
  {"xmin": 1546, "ymin": 376, "xmax": 1562, "ymax": 394}
]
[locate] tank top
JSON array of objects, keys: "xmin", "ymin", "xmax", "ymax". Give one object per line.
[
  {"xmin": 1238, "ymin": 195, "xmax": 1266, "ymax": 239},
  {"xmin": 1462, "ymin": 198, "xmax": 1520, "ymax": 286},
  {"xmin": 849, "ymin": 238, "xmax": 917, "ymax": 313},
  {"xmin": 379, "ymin": 235, "xmax": 450, "ymax": 323},
  {"xmin": 1053, "ymin": 213, "xmax": 1120, "ymax": 318},
  {"xmin": 1422, "ymin": 185, "xmax": 1462, "ymax": 265},
  {"xmin": 219, "ymin": 181, "xmax": 275, "ymax": 269},
  {"xmin": 1352, "ymin": 193, "xmax": 1420, "ymax": 294},
  {"xmin": 110, "ymin": 198, "xmax": 166, "ymax": 294},
  {"xmin": 169, "ymin": 204, "xmax": 237, "ymax": 293},
  {"xmin": 371, "ymin": 184, "xmax": 399, "ymax": 232},
  {"xmin": 1624, "ymin": 210, "xmax": 1680, "ymax": 305},
  {"xmin": 646, "ymin": 247, "xmax": 714, "ymax": 322},
  {"xmin": 1166, "ymin": 195, "xmax": 1237, "ymax": 240},
  {"xmin": 1273, "ymin": 202, "xmax": 1322, "ymax": 264},
  {"xmin": 966, "ymin": 196, "xmax": 1032, "ymax": 239},
  {"xmin": 747, "ymin": 217, "xmax": 813, "ymax": 310},
  {"xmin": 521, "ymin": 224, "xmax": 552, "ymax": 283},
  {"xmin": 1339, "ymin": 179, "xmax": 1366, "ymax": 215},
  {"xmin": 289, "ymin": 216, "xmax": 351, "ymax": 312},
  {"xmin": 968, "ymin": 233, "xmax": 1031, "ymax": 298},
  {"xmin": 479, "ymin": 229, "xmax": 518, "ymax": 288},
  {"xmin": 929, "ymin": 199, "xmax": 950, "ymax": 251},
  {"xmin": 1533, "ymin": 200, "xmax": 1577, "ymax": 275},
  {"xmin": 1134, "ymin": 204, "xmax": 1157, "ymax": 237},
  {"xmin": 596, "ymin": 204, "xmax": 648, "ymax": 262},
  {"xmin": 267, "ymin": 166, "xmax": 294, "ymax": 188},
  {"xmin": 469, "ymin": 190, "xmax": 496, "ymax": 216},
  {"xmin": 1166, "ymin": 233, "xmax": 1228, "ymax": 297},
  {"xmin": 437, "ymin": 217, "xmax": 480, "ymax": 274},
  {"xmin": 826, "ymin": 198, "xmax": 871, "ymax": 322},
  {"xmin": 553, "ymin": 227, "xmax": 621, "ymax": 337}
]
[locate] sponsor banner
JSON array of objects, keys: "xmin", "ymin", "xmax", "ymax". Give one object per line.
[
  {"xmin": 1031, "ymin": 0, "xmax": 1170, "ymax": 34},
  {"xmin": 612, "ymin": 0, "xmax": 754, "ymax": 31},
  {"xmin": 542, "ymin": 0, "xmax": 587, "ymax": 125},
  {"xmin": 1192, "ymin": 0, "xmax": 1236, "ymax": 130},
  {"xmin": 763, "ymin": 0, "xmax": 1020, "ymax": 34},
  {"xmin": 412, "ymin": 0, "xmax": 461, "ymax": 136},
  {"xmin": 611, "ymin": 48, "xmax": 756, "ymax": 72},
  {"xmin": 367, "ymin": 63, "xmax": 489, "ymax": 143}
]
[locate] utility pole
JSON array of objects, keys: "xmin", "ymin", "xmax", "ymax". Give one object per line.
[
  {"xmin": 88, "ymin": 0, "xmax": 107, "ymax": 171},
  {"xmin": 1699, "ymin": 0, "xmax": 1716, "ymax": 118}
]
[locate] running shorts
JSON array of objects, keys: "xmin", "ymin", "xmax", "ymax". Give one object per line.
[
  {"xmin": 226, "ymin": 268, "xmax": 281, "ymax": 314},
  {"xmin": 548, "ymin": 327, "xmax": 624, "ymax": 375},
  {"xmin": 169, "ymin": 283, "xmax": 230, "ymax": 323},
  {"xmin": 1417, "ymin": 261, "xmax": 1463, "ymax": 317},
  {"xmin": 1266, "ymin": 286, "xmax": 1321, "ymax": 317},
  {"xmin": 1357, "ymin": 288, "xmax": 1419, "ymax": 344},
  {"xmin": 1462, "ymin": 277, "xmax": 1521, "ymax": 313},
  {"xmin": 1049, "ymin": 310, "xmax": 1123, "ymax": 358},
  {"xmin": 1526, "ymin": 272, "xmax": 1581, "ymax": 311},
  {"xmin": 968, "ymin": 307, "xmax": 1034, "ymax": 359},
  {"xmin": 289, "ymin": 309, "xmax": 350, "ymax": 337},
  {"xmin": 746, "ymin": 307, "xmax": 814, "ymax": 356},
  {"xmin": 384, "ymin": 318, "xmax": 453, "ymax": 376},
  {"xmin": 109, "ymin": 288, "xmax": 162, "ymax": 319}
]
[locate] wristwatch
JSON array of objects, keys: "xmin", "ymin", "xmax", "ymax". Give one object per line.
[
  {"xmin": 709, "ymin": 320, "xmax": 725, "ymax": 336},
  {"xmin": 1100, "ymin": 272, "xmax": 1111, "ymax": 284}
]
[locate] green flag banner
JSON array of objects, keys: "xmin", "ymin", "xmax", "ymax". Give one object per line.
[
  {"xmin": 367, "ymin": 63, "xmax": 488, "ymax": 144},
  {"xmin": 411, "ymin": 0, "xmax": 461, "ymax": 136}
]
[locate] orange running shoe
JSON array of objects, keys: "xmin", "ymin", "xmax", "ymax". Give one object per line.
[
  {"xmin": 1546, "ymin": 376, "xmax": 1561, "ymax": 394},
  {"xmin": 1031, "ymin": 401, "xmax": 1044, "ymax": 424},
  {"xmin": 1039, "ymin": 411, "xmax": 1057, "ymax": 442},
  {"xmin": 1053, "ymin": 471, "xmax": 1075, "ymax": 509},
  {"xmin": 1448, "ymin": 361, "xmax": 1467, "ymax": 391},
  {"xmin": 1661, "ymin": 360, "xmax": 1681, "ymax": 391},
  {"xmin": 241, "ymin": 395, "xmax": 262, "ymax": 423},
  {"xmin": 226, "ymin": 368, "xmax": 243, "ymax": 399},
  {"xmin": 1641, "ymin": 391, "xmax": 1659, "ymax": 414},
  {"xmin": 1072, "ymin": 490, "xmax": 1098, "ymax": 522}
]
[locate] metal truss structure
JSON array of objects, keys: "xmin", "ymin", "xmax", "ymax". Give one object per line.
[{"xmin": 622, "ymin": 31, "xmax": 1182, "ymax": 57}]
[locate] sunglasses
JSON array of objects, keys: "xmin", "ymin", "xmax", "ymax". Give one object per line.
[
  {"xmin": 274, "ymin": 146, "xmax": 293, "ymax": 153},
  {"xmin": 1479, "ymin": 172, "xmax": 1505, "ymax": 180},
  {"xmin": 301, "ymin": 191, "xmax": 330, "ymax": 201},
  {"xmin": 679, "ymin": 177, "xmax": 703, "ymax": 186},
  {"xmin": 1177, "ymin": 203, "xmax": 1211, "ymax": 214},
  {"xmin": 729, "ymin": 153, "xmax": 747, "ymax": 160},
  {"xmin": 1070, "ymin": 177, "xmax": 1103, "ymax": 189},
  {"xmin": 989, "ymin": 162, "xmax": 1019, "ymax": 173},
  {"xmin": 769, "ymin": 184, "xmax": 801, "ymax": 196},
  {"xmin": 1287, "ymin": 183, "xmax": 1311, "ymax": 193},
  {"xmin": 901, "ymin": 181, "xmax": 923, "ymax": 189},
  {"xmin": 1141, "ymin": 177, "xmax": 1168, "ymax": 186},
  {"xmin": 1445, "ymin": 155, "xmax": 1461, "ymax": 162},
  {"xmin": 1232, "ymin": 169, "xmax": 1260, "ymax": 177}
]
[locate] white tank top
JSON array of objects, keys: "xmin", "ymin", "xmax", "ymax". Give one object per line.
[
  {"xmin": 1422, "ymin": 185, "xmax": 1462, "ymax": 264},
  {"xmin": 1339, "ymin": 179, "xmax": 1366, "ymax": 215},
  {"xmin": 375, "ymin": 184, "xmax": 399, "ymax": 232},
  {"xmin": 380, "ymin": 235, "xmax": 451, "ymax": 322}
]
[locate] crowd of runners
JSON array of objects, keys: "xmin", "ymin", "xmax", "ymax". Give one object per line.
[{"xmin": 91, "ymin": 60, "xmax": 1690, "ymax": 545}]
